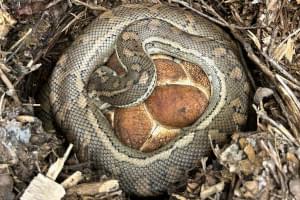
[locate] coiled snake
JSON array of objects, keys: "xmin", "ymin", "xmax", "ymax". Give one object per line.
[{"xmin": 48, "ymin": 4, "xmax": 251, "ymax": 196}]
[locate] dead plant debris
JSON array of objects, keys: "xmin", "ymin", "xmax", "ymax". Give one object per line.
[{"xmin": 0, "ymin": 0, "xmax": 299, "ymax": 199}]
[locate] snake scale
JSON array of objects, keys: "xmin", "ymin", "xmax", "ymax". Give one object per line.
[{"xmin": 48, "ymin": 4, "xmax": 251, "ymax": 196}]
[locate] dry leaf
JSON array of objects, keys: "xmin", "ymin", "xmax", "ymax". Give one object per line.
[
  {"xmin": 248, "ymin": 31, "xmax": 261, "ymax": 49},
  {"xmin": 0, "ymin": 9, "xmax": 16, "ymax": 39},
  {"xmin": 267, "ymin": 0, "xmax": 278, "ymax": 11},
  {"xmin": 273, "ymin": 38, "xmax": 295, "ymax": 62},
  {"xmin": 285, "ymin": 38, "xmax": 295, "ymax": 62},
  {"xmin": 273, "ymin": 43, "xmax": 286, "ymax": 61}
]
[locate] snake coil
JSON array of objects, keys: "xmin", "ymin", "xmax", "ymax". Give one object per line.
[{"xmin": 48, "ymin": 4, "xmax": 251, "ymax": 196}]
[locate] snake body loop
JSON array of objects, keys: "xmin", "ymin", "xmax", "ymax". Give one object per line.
[{"xmin": 49, "ymin": 4, "xmax": 251, "ymax": 196}]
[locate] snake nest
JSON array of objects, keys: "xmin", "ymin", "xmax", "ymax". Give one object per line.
[{"xmin": 48, "ymin": 3, "xmax": 251, "ymax": 196}]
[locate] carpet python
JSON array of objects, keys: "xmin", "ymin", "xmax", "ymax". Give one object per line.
[{"xmin": 48, "ymin": 4, "xmax": 251, "ymax": 196}]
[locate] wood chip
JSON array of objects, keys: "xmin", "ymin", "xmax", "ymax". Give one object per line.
[
  {"xmin": 200, "ymin": 181, "xmax": 224, "ymax": 199},
  {"xmin": 61, "ymin": 171, "xmax": 83, "ymax": 189},
  {"xmin": 66, "ymin": 180, "xmax": 120, "ymax": 196},
  {"xmin": 244, "ymin": 144, "xmax": 256, "ymax": 162},
  {"xmin": 20, "ymin": 174, "xmax": 65, "ymax": 200}
]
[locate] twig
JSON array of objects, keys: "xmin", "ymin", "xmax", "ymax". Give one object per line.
[
  {"xmin": 171, "ymin": 0, "xmax": 260, "ymax": 30},
  {"xmin": 279, "ymin": 75, "xmax": 300, "ymax": 92},
  {"xmin": 47, "ymin": 144, "xmax": 73, "ymax": 180},
  {"xmin": 63, "ymin": 11, "xmax": 86, "ymax": 33},
  {"xmin": 240, "ymin": 39, "xmax": 275, "ymax": 81},
  {"xmin": 276, "ymin": 75, "xmax": 300, "ymax": 115},
  {"xmin": 273, "ymin": 92, "xmax": 299, "ymax": 138},
  {"xmin": 8, "ymin": 28, "xmax": 32, "ymax": 51},
  {"xmin": 253, "ymin": 105, "xmax": 299, "ymax": 146},
  {"xmin": 45, "ymin": 0, "xmax": 64, "ymax": 9},
  {"xmin": 0, "ymin": 63, "xmax": 11, "ymax": 73},
  {"xmin": 277, "ymin": 27, "xmax": 300, "ymax": 48},
  {"xmin": 260, "ymin": 140, "xmax": 282, "ymax": 172},
  {"xmin": 5, "ymin": 42, "xmax": 24, "ymax": 64},
  {"xmin": 22, "ymin": 103, "xmax": 41, "ymax": 107},
  {"xmin": 6, "ymin": 13, "xmax": 45, "ymax": 63},
  {"xmin": 172, "ymin": 0, "xmax": 275, "ymax": 83},
  {"xmin": 275, "ymin": 75, "xmax": 300, "ymax": 132},
  {"xmin": 261, "ymin": 51, "xmax": 300, "ymax": 86},
  {"xmin": 14, "ymin": 60, "xmax": 42, "ymax": 86},
  {"xmin": 0, "ymin": 67, "xmax": 21, "ymax": 105},
  {"xmin": 260, "ymin": 142, "xmax": 288, "ymax": 197},
  {"xmin": 71, "ymin": 0, "xmax": 107, "ymax": 11},
  {"xmin": 0, "ymin": 93, "xmax": 6, "ymax": 120},
  {"xmin": 32, "ymin": 9, "xmax": 85, "ymax": 64}
]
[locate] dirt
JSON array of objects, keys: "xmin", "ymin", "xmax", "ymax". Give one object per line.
[{"xmin": 0, "ymin": 0, "xmax": 299, "ymax": 199}]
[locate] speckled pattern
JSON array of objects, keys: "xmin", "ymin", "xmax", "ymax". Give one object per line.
[{"xmin": 48, "ymin": 4, "xmax": 251, "ymax": 196}]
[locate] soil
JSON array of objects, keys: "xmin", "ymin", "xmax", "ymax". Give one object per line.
[{"xmin": 0, "ymin": 0, "xmax": 299, "ymax": 199}]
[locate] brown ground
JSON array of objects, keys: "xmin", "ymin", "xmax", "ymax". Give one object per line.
[{"xmin": 0, "ymin": 0, "xmax": 299, "ymax": 199}]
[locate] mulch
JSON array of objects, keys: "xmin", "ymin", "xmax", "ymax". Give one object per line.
[{"xmin": 0, "ymin": 0, "xmax": 299, "ymax": 199}]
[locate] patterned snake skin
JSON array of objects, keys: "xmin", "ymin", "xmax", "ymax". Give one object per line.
[{"xmin": 48, "ymin": 4, "xmax": 251, "ymax": 196}]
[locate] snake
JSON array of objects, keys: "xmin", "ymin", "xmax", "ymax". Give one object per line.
[{"xmin": 47, "ymin": 3, "xmax": 251, "ymax": 196}]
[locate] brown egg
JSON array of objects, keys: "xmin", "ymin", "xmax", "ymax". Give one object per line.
[
  {"xmin": 146, "ymin": 85, "xmax": 208, "ymax": 128},
  {"xmin": 106, "ymin": 55, "xmax": 211, "ymax": 152},
  {"xmin": 114, "ymin": 104, "xmax": 153, "ymax": 150}
]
